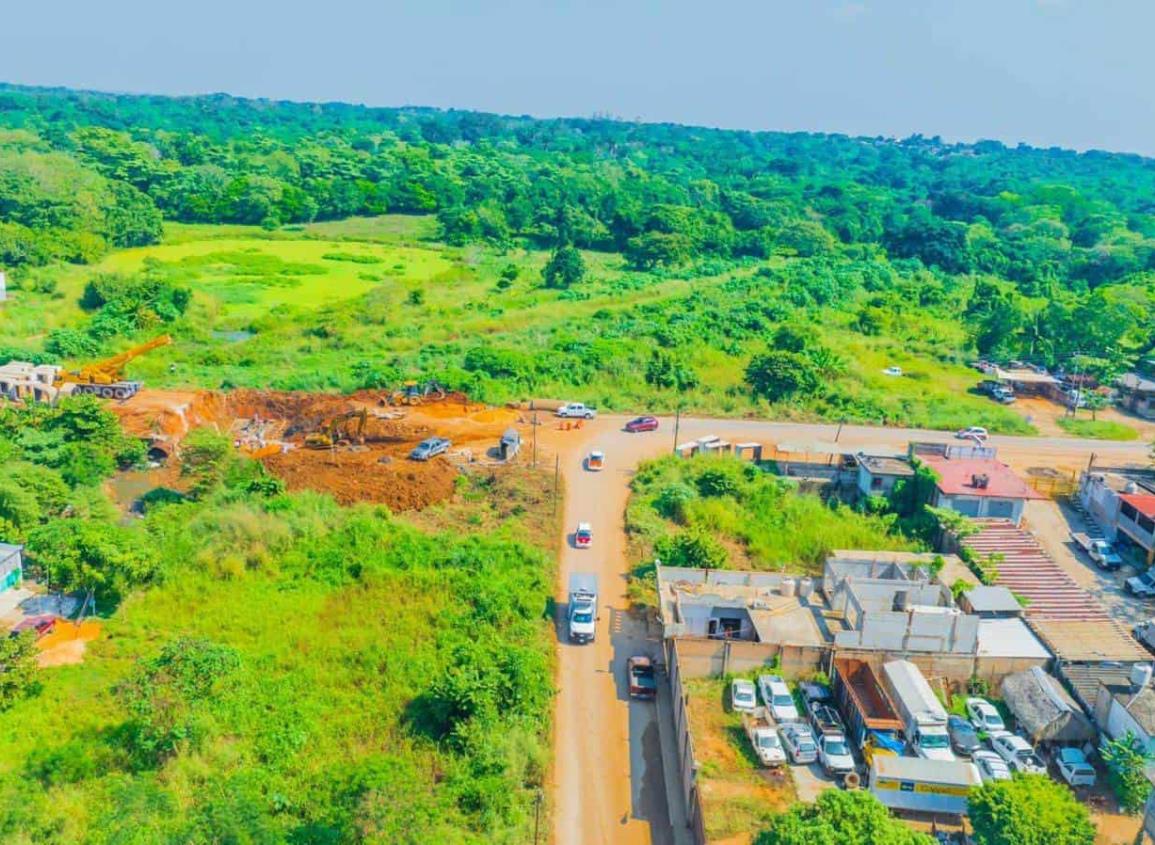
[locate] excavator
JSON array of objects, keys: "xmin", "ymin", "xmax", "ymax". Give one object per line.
[
  {"xmin": 388, "ymin": 379, "xmax": 447, "ymax": 406},
  {"xmin": 54, "ymin": 334, "xmax": 173, "ymax": 400},
  {"xmin": 305, "ymin": 408, "xmax": 368, "ymax": 449}
]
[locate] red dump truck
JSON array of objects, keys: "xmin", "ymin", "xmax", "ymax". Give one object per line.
[{"xmin": 832, "ymin": 657, "xmax": 905, "ymax": 765}]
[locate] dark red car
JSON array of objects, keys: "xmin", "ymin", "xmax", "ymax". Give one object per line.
[
  {"xmin": 625, "ymin": 416, "xmax": 659, "ymax": 433},
  {"xmin": 10, "ymin": 615, "xmax": 57, "ymax": 639}
]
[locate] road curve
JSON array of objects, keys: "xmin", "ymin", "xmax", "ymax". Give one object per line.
[{"xmin": 547, "ymin": 413, "xmax": 1149, "ymax": 845}]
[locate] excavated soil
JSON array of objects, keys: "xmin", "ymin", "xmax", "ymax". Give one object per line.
[{"xmin": 111, "ymin": 389, "xmax": 525, "ymax": 511}]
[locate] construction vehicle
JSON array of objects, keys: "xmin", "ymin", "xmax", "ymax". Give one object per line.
[
  {"xmin": 388, "ymin": 380, "xmax": 446, "ymax": 406},
  {"xmin": 54, "ymin": 335, "xmax": 172, "ymax": 400},
  {"xmin": 305, "ymin": 409, "xmax": 368, "ymax": 449}
]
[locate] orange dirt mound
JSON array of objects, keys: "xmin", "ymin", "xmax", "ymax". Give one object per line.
[
  {"xmin": 262, "ymin": 446, "xmax": 460, "ymax": 509},
  {"xmin": 36, "ymin": 620, "xmax": 102, "ymax": 667}
]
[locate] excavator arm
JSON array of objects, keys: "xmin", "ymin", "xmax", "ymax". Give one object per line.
[{"xmin": 58, "ymin": 334, "xmax": 173, "ymax": 386}]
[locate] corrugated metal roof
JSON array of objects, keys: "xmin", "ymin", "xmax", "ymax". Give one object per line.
[{"xmin": 871, "ymin": 755, "xmax": 982, "ymax": 787}]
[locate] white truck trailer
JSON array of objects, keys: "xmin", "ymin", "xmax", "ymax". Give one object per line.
[
  {"xmin": 567, "ymin": 573, "xmax": 598, "ymax": 644},
  {"xmin": 881, "ymin": 660, "xmax": 955, "ymax": 761},
  {"xmin": 869, "ymin": 755, "xmax": 981, "ymax": 816}
]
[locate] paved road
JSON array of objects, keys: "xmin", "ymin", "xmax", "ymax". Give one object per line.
[{"xmin": 546, "ymin": 413, "xmax": 1151, "ymax": 845}]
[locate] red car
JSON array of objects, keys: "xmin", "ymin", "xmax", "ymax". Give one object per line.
[
  {"xmin": 9, "ymin": 615, "xmax": 57, "ymax": 639},
  {"xmin": 625, "ymin": 416, "xmax": 659, "ymax": 433},
  {"xmin": 575, "ymin": 523, "xmax": 593, "ymax": 548}
]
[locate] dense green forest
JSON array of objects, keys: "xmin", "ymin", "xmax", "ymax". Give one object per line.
[{"xmin": 2, "ymin": 81, "xmax": 1154, "ymax": 391}]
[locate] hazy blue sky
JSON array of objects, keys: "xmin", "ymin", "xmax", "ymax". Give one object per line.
[{"xmin": 3, "ymin": 1, "xmax": 1151, "ymax": 154}]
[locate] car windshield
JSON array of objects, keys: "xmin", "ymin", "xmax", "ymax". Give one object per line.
[
  {"xmin": 572, "ymin": 612, "xmax": 593, "ymax": 624},
  {"xmin": 735, "ymin": 691, "xmax": 754, "ymax": 704},
  {"xmin": 920, "ymin": 733, "xmax": 950, "ymax": 749},
  {"xmin": 825, "ymin": 740, "xmax": 849, "ymax": 756},
  {"xmin": 772, "ymin": 695, "xmax": 794, "ymax": 708},
  {"xmin": 984, "ymin": 714, "xmax": 1004, "ymax": 728},
  {"xmin": 759, "ymin": 734, "xmax": 781, "ymax": 749}
]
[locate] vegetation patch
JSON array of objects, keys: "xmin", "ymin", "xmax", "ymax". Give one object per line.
[{"xmin": 1055, "ymin": 417, "xmax": 1139, "ymax": 441}]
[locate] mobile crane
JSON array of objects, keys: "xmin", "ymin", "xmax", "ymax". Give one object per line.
[{"xmin": 54, "ymin": 334, "xmax": 173, "ymax": 400}]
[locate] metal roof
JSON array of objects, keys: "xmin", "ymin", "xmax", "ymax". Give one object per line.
[
  {"xmin": 871, "ymin": 755, "xmax": 983, "ymax": 787},
  {"xmin": 964, "ymin": 585, "xmax": 1021, "ymax": 614}
]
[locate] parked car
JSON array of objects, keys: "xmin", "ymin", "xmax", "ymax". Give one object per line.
[
  {"xmin": 9, "ymin": 615, "xmax": 57, "ymax": 639},
  {"xmin": 758, "ymin": 675, "xmax": 800, "ymax": 723},
  {"xmin": 992, "ymin": 388, "xmax": 1016, "ymax": 404},
  {"xmin": 956, "ymin": 426, "xmax": 988, "ymax": 441},
  {"xmin": 743, "ymin": 710, "xmax": 788, "ymax": 767},
  {"xmin": 556, "ymin": 403, "xmax": 596, "ymax": 419},
  {"xmin": 947, "ymin": 715, "xmax": 981, "ymax": 757},
  {"xmin": 991, "ymin": 733, "xmax": 1047, "ymax": 775},
  {"xmin": 586, "ymin": 450, "xmax": 605, "ymax": 471},
  {"xmin": 731, "ymin": 679, "xmax": 757, "ymax": 712},
  {"xmin": 817, "ymin": 732, "xmax": 856, "ymax": 776},
  {"xmin": 1133, "ymin": 619, "xmax": 1155, "ymax": 653},
  {"xmin": 808, "ymin": 702, "xmax": 845, "ymax": 737},
  {"xmin": 1055, "ymin": 747, "xmax": 1097, "ymax": 787},
  {"xmin": 624, "ymin": 416, "xmax": 659, "ymax": 433},
  {"xmin": 574, "ymin": 522, "xmax": 593, "ymax": 549},
  {"xmin": 409, "ymin": 437, "xmax": 451, "ymax": 461},
  {"xmin": 972, "ymin": 749, "xmax": 1012, "ymax": 783},
  {"xmin": 780, "ymin": 723, "xmax": 818, "ymax": 764},
  {"xmin": 1126, "ymin": 569, "xmax": 1155, "ymax": 598},
  {"xmin": 1071, "ymin": 532, "xmax": 1123, "ymax": 570},
  {"xmin": 965, "ymin": 698, "xmax": 1007, "ymax": 734},
  {"xmin": 627, "ymin": 656, "xmax": 657, "ymax": 700},
  {"xmin": 883, "ymin": 366, "xmax": 903, "ymax": 376}
]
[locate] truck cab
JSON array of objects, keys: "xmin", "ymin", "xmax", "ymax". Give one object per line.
[
  {"xmin": 568, "ymin": 573, "xmax": 598, "ymax": 643},
  {"xmin": 909, "ymin": 724, "xmax": 956, "ymax": 761}
]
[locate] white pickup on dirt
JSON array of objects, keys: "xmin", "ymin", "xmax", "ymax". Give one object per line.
[
  {"xmin": 556, "ymin": 403, "xmax": 597, "ymax": 419},
  {"xmin": 567, "ymin": 573, "xmax": 598, "ymax": 644},
  {"xmin": 1126, "ymin": 569, "xmax": 1155, "ymax": 598},
  {"xmin": 1070, "ymin": 532, "xmax": 1123, "ymax": 570},
  {"xmin": 882, "ymin": 660, "xmax": 956, "ymax": 761},
  {"xmin": 742, "ymin": 708, "xmax": 787, "ymax": 767}
]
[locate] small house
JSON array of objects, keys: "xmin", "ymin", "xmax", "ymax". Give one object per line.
[
  {"xmin": 855, "ymin": 453, "xmax": 914, "ymax": 498},
  {"xmin": 1094, "ymin": 666, "xmax": 1155, "ymax": 755},
  {"xmin": 959, "ymin": 585, "xmax": 1023, "ymax": 619},
  {"xmin": 917, "ymin": 453, "xmax": 1041, "ymax": 525},
  {"xmin": 1001, "ymin": 666, "xmax": 1094, "ymax": 745},
  {"xmin": 1118, "ymin": 372, "xmax": 1155, "ymax": 420}
]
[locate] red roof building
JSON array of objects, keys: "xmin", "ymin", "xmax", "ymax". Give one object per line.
[
  {"xmin": 1118, "ymin": 493, "xmax": 1155, "ymax": 564},
  {"xmin": 918, "ymin": 455, "xmax": 1041, "ymax": 526}
]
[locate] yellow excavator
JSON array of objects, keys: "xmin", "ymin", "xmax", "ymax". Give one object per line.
[
  {"xmin": 55, "ymin": 334, "xmax": 173, "ymax": 400},
  {"xmin": 388, "ymin": 379, "xmax": 447, "ymax": 406},
  {"xmin": 305, "ymin": 408, "xmax": 368, "ymax": 450}
]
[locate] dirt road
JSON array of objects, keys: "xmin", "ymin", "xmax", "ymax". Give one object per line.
[{"xmin": 545, "ymin": 412, "xmax": 1151, "ymax": 845}]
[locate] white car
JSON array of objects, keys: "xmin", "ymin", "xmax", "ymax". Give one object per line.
[
  {"xmin": 731, "ymin": 679, "xmax": 757, "ymax": 712},
  {"xmin": 574, "ymin": 522, "xmax": 593, "ymax": 549},
  {"xmin": 883, "ymin": 366, "xmax": 903, "ymax": 376},
  {"xmin": 965, "ymin": 698, "xmax": 1006, "ymax": 734},
  {"xmin": 991, "ymin": 733, "xmax": 1046, "ymax": 775},
  {"xmin": 780, "ymin": 723, "xmax": 818, "ymax": 764},
  {"xmin": 1126, "ymin": 570, "xmax": 1155, "ymax": 599},
  {"xmin": 1055, "ymin": 747, "xmax": 1096, "ymax": 787},
  {"xmin": 817, "ymin": 732, "xmax": 856, "ymax": 776},
  {"xmin": 750, "ymin": 727, "xmax": 787, "ymax": 767},
  {"xmin": 758, "ymin": 675, "xmax": 799, "ymax": 723},
  {"xmin": 556, "ymin": 402, "xmax": 596, "ymax": 419},
  {"xmin": 956, "ymin": 426, "xmax": 988, "ymax": 441},
  {"xmin": 973, "ymin": 750, "xmax": 1012, "ymax": 783}
]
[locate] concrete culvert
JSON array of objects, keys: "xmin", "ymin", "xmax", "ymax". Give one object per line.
[{"xmin": 147, "ymin": 447, "xmax": 169, "ymax": 464}]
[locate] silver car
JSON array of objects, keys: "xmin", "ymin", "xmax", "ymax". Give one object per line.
[{"xmin": 780, "ymin": 723, "xmax": 818, "ymax": 765}]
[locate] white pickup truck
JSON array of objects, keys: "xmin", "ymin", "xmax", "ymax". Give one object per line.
[
  {"xmin": 556, "ymin": 403, "xmax": 597, "ymax": 419},
  {"xmin": 1071, "ymin": 532, "xmax": 1123, "ymax": 570},
  {"xmin": 742, "ymin": 708, "xmax": 786, "ymax": 767}
]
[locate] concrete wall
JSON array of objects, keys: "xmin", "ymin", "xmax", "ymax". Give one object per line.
[
  {"xmin": 668, "ymin": 640, "xmax": 707, "ymax": 845},
  {"xmin": 935, "ymin": 492, "xmax": 1024, "ymax": 524},
  {"xmin": 1078, "ymin": 476, "xmax": 1124, "ymax": 541},
  {"xmin": 857, "ymin": 466, "xmax": 904, "ymax": 498},
  {"xmin": 834, "ymin": 609, "xmax": 978, "ymax": 654},
  {"xmin": 670, "ymin": 637, "xmax": 827, "ymax": 680},
  {"xmin": 831, "ymin": 648, "xmax": 1046, "ymax": 690}
]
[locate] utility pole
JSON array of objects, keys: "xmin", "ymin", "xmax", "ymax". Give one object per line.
[
  {"xmin": 532, "ymin": 410, "xmax": 538, "ymax": 468},
  {"xmin": 553, "ymin": 455, "xmax": 560, "ymax": 516},
  {"xmin": 533, "ymin": 789, "xmax": 543, "ymax": 845},
  {"xmin": 672, "ymin": 407, "xmax": 681, "ymax": 455}
]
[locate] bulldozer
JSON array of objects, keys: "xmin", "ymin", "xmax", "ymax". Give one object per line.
[
  {"xmin": 305, "ymin": 408, "xmax": 368, "ymax": 449},
  {"xmin": 388, "ymin": 379, "xmax": 447, "ymax": 406},
  {"xmin": 54, "ymin": 334, "xmax": 173, "ymax": 400}
]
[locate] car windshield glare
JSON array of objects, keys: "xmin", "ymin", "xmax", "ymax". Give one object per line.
[
  {"xmin": 773, "ymin": 695, "xmax": 793, "ymax": 707},
  {"xmin": 573, "ymin": 612, "xmax": 593, "ymax": 624},
  {"xmin": 826, "ymin": 740, "xmax": 848, "ymax": 755},
  {"xmin": 921, "ymin": 733, "xmax": 949, "ymax": 748}
]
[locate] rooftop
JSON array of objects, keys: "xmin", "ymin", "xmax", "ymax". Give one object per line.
[
  {"xmin": 976, "ymin": 618, "xmax": 1050, "ymax": 659},
  {"xmin": 994, "ymin": 367, "xmax": 1060, "ymax": 385},
  {"xmin": 1059, "ymin": 663, "xmax": 1138, "ymax": 714},
  {"xmin": 1121, "ymin": 493, "xmax": 1155, "ymax": 521},
  {"xmin": 857, "ymin": 453, "xmax": 914, "ymax": 477},
  {"xmin": 1104, "ymin": 684, "xmax": 1155, "ymax": 736},
  {"xmin": 919, "ymin": 455, "xmax": 1041, "ymax": 500},
  {"xmin": 1032, "ymin": 619, "xmax": 1149, "ymax": 663},
  {"xmin": 964, "ymin": 585, "xmax": 1022, "ymax": 614},
  {"xmin": 1119, "ymin": 372, "xmax": 1155, "ymax": 392}
]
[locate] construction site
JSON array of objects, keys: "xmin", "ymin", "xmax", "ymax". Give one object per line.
[{"xmin": 110, "ymin": 386, "xmax": 529, "ymax": 510}]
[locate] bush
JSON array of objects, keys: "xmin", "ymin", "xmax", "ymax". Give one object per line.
[
  {"xmin": 969, "ymin": 774, "xmax": 1095, "ymax": 845},
  {"xmin": 655, "ymin": 527, "xmax": 729, "ymax": 569}
]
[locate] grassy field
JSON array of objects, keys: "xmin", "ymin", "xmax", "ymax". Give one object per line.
[
  {"xmin": 1055, "ymin": 417, "xmax": 1140, "ymax": 441},
  {"xmin": 0, "ymin": 470, "xmax": 559, "ymax": 843},
  {"xmin": 2, "ymin": 216, "xmax": 1036, "ymax": 432}
]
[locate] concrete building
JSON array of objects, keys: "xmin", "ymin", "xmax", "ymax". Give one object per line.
[
  {"xmin": 1094, "ymin": 666, "xmax": 1155, "ymax": 755},
  {"xmin": 0, "ymin": 544, "xmax": 22, "ymax": 593},
  {"xmin": 1077, "ymin": 471, "xmax": 1155, "ymax": 565},
  {"xmin": 1118, "ymin": 372, "xmax": 1155, "ymax": 420},
  {"xmin": 855, "ymin": 453, "xmax": 914, "ymax": 498},
  {"xmin": 959, "ymin": 585, "xmax": 1022, "ymax": 618},
  {"xmin": 917, "ymin": 452, "xmax": 1041, "ymax": 524}
]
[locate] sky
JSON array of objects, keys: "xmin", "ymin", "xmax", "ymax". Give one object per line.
[{"xmin": 3, "ymin": 0, "xmax": 1152, "ymax": 155}]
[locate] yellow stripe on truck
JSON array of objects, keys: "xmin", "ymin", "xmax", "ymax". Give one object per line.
[{"xmin": 873, "ymin": 779, "xmax": 972, "ymax": 797}]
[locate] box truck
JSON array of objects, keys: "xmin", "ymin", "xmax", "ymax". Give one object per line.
[{"xmin": 881, "ymin": 660, "xmax": 955, "ymax": 761}]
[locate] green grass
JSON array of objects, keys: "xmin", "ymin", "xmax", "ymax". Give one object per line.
[
  {"xmin": 627, "ymin": 455, "xmax": 918, "ymax": 591},
  {"xmin": 2, "ymin": 218, "xmax": 1039, "ymax": 432},
  {"xmin": 1055, "ymin": 417, "xmax": 1140, "ymax": 440},
  {"xmin": 0, "ymin": 477, "xmax": 559, "ymax": 843}
]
